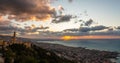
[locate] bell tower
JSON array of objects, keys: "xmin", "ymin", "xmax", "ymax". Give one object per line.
[{"xmin": 12, "ymin": 31, "xmax": 16, "ymax": 43}]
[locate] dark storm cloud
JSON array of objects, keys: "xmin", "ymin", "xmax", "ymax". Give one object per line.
[
  {"xmin": 0, "ymin": 0, "xmax": 55, "ymax": 21},
  {"xmin": 52, "ymin": 15, "xmax": 72, "ymax": 23}
]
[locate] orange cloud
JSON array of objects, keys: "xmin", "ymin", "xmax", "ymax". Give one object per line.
[
  {"xmin": 0, "ymin": 0, "xmax": 56, "ymax": 21},
  {"xmin": 31, "ymin": 24, "xmax": 36, "ymax": 28},
  {"xmin": 0, "ymin": 16, "xmax": 2, "ymax": 20}
]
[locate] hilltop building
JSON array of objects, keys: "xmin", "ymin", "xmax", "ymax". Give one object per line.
[
  {"xmin": 0, "ymin": 31, "xmax": 31, "ymax": 49},
  {"xmin": 11, "ymin": 31, "xmax": 16, "ymax": 43}
]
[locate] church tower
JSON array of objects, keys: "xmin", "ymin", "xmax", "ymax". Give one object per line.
[{"xmin": 11, "ymin": 31, "xmax": 16, "ymax": 43}]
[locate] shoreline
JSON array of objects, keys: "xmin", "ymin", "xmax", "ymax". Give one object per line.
[
  {"xmin": 35, "ymin": 41, "xmax": 120, "ymax": 53},
  {"xmin": 33, "ymin": 42, "xmax": 120, "ymax": 63},
  {"xmin": 36, "ymin": 40, "xmax": 120, "ymax": 52}
]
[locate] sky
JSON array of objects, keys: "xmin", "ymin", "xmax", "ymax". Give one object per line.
[
  {"xmin": 52, "ymin": 0, "xmax": 120, "ymax": 26},
  {"xmin": 0, "ymin": 0, "xmax": 120, "ymax": 39}
]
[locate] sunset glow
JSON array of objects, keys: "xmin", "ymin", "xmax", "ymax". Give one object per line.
[
  {"xmin": 61, "ymin": 35, "xmax": 120, "ymax": 40},
  {"xmin": 30, "ymin": 16, "xmax": 37, "ymax": 21},
  {"xmin": 62, "ymin": 36, "xmax": 73, "ymax": 40}
]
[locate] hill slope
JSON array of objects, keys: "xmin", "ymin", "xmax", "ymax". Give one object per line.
[{"xmin": 4, "ymin": 44, "xmax": 76, "ymax": 63}]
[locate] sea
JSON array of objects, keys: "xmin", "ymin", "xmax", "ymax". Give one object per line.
[{"xmin": 37, "ymin": 39, "xmax": 120, "ymax": 63}]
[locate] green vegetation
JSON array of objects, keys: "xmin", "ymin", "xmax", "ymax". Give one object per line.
[{"xmin": 4, "ymin": 44, "xmax": 76, "ymax": 63}]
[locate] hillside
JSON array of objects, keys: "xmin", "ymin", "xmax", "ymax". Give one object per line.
[{"xmin": 3, "ymin": 44, "xmax": 76, "ymax": 63}]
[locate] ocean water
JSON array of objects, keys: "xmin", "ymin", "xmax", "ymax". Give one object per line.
[
  {"xmin": 37, "ymin": 39, "xmax": 120, "ymax": 63},
  {"xmin": 38, "ymin": 39, "xmax": 120, "ymax": 52}
]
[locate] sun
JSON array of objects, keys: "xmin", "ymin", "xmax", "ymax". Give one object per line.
[{"xmin": 62, "ymin": 36, "xmax": 73, "ymax": 40}]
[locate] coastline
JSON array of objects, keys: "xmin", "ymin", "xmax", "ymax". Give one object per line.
[
  {"xmin": 33, "ymin": 42, "xmax": 120, "ymax": 63},
  {"xmin": 36, "ymin": 40, "xmax": 120, "ymax": 52}
]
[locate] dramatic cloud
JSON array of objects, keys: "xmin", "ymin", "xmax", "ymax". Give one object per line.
[
  {"xmin": 18, "ymin": 26, "xmax": 49, "ymax": 35},
  {"xmin": 83, "ymin": 19, "xmax": 93, "ymax": 26},
  {"xmin": 61, "ymin": 26, "xmax": 120, "ymax": 37},
  {"xmin": 79, "ymin": 27, "xmax": 90, "ymax": 32},
  {"xmin": 0, "ymin": 0, "xmax": 56, "ymax": 21},
  {"xmin": 52, "ymin": 15, "xmax": 72, "ymax": 23},
  {"xmin": 90, "ymin": 25, "xmax": 108, "ymax": 31},
  {"xmin": 25, "ymin": 26, "xmax": 49, "ymax": 32},
  {"xmin": 63, "ymin": 28, "xmax": 79, "ymax": 32},
  {"xmin": 63, "ymin": 25, "xmax": 108, "ymax": 33},
  {"xmin": 0, "ymin": 23, "xmax": 49, "ymax": 35},
  {"xmin": 79, "ymin": 25, "xmax": 108, "ymax": 32}
]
